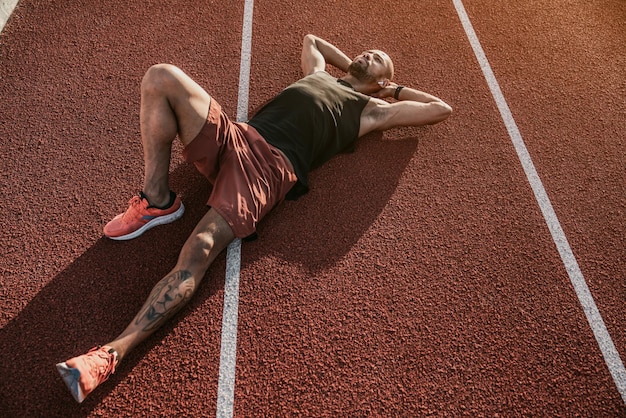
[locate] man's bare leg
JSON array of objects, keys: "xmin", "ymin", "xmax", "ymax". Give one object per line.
[
  {"xmin": 57, "ymin": 209, "xmax": 235, "ymax": 402},
  {"xmin": 105, "ymin": 208, "xmax": 235, "ymax": 361},
  {"xmin": 138, "ymin": 64, "xmax": 211, "ymax": 207},
  {"xmin": 102, "ymin": 64, "xmax": 213, "ymax": 240}
]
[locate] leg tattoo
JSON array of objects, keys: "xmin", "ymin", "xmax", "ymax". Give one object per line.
[{"xmin": 136, "ymin": 270, "xmax": 194, "ymax": 332}]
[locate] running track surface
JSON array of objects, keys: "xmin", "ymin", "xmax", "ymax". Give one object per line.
[{"xmin": 0, "ymin": 0, "xmax": 624, "ymax": 416}]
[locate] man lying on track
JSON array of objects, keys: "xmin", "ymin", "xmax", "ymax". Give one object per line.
[{"xmin": 55, "ymin": 34, "xmax": 452, "ymax": 403}]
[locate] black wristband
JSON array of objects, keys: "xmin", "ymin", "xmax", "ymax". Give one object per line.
[{"xmin": 394, "ymin": 85, "xmax": 405, "ymax": 100}]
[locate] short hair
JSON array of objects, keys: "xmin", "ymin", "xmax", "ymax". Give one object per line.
[{"xmin": 374, "ymin": 49, "xmax": 394, "ymax": 80}]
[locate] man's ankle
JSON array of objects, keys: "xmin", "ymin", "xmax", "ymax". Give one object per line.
[{"xmin": 141, "ymin": 190, "xmax": 175, "ymax": 209}]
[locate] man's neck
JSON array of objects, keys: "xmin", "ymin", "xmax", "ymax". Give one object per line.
[{"xmin": 340, "ymin": 75, "xmax": 376, "ymax": 95}]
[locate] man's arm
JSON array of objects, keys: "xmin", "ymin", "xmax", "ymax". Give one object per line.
[
  {"xmin": 301, "ymin": 34, "xmax": 352, "ymax": 76},
  {"xmin": 361, "ymin": 82, "xmax": 453, "ymax": 134}
]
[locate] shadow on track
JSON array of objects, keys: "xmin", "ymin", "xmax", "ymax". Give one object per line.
[
  {"xmin": 252, "ymin": 132, "xmax": 420, "ymax": 271},
  {"xmin": 0, "ymin": 132, "xmax": 419, "ymax": 416},
  {"xmin": 0, "ymin": 163, "xmax": 222, "ymax": 417}
]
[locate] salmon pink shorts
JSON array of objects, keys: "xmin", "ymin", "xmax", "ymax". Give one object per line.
[{"xmin": 182, "ymin": 98, "xmax": 297, "ymax": 238}]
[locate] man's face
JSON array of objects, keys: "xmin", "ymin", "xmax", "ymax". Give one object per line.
[{"xmin": 348, "ymin": 49, "xmax": 392, "ymax": 83}]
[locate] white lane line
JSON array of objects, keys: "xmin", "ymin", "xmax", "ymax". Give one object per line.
[
  {"xmin": 217, "ymin": 238, "xmax": 242, "ymax": 418},
  {"xmin": 452, "ymin": 0, "xmax": 626, "ymax": 405},
  {"xmin": 0, "ymin": 0, "xmax": 19, "ymax": 33},
  {"xmin": 216, "ymin": 0, "xmax": 254, "ymax": 416},
  {"xmin": 235, "ymin": 0, "xmax": 254, "ymax": 124}
]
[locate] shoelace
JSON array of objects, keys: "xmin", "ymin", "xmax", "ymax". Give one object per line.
[
  {"xmin": 121, "ymin": 196, "xmax": 149, "ymax": 222},
  {"xmin": 85, "ymin": 347, "xmax": 117, "ymax": 384}
]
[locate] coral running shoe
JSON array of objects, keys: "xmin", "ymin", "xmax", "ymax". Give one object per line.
[
  {"xmin": 104, "ymin": 191, "xmax": 185, "ymax": 240},
  {"xmin": 56, "ymin": 346, "xmax": 118, "ymax": 403}
]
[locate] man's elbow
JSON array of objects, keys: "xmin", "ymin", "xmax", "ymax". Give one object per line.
[
  {"xmin": 303, "ymin": 34, "xmax": 317, "ymax": 46},
  {"xmin": 430, "ymin": 101, "xmax": 453, "ymax": 124}
]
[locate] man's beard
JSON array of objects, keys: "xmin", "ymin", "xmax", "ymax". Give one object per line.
[{"xmin": 347, "ymin": 61, "xmax": 376, "ymax": 83}]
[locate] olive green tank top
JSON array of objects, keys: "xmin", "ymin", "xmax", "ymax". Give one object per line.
[{"xmin": 248, "ymin": 71, "xmax": 370, "ymax": 198}]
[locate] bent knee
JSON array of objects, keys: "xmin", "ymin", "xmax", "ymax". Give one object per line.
[{"xmin": 141, "ymin": 63, "xmax": 182, "ymax": 93}]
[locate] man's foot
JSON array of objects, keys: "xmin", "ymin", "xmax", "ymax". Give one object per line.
[
  {"xmin": 104, "ymin": 191, "xmax": 185, "ymax": 240},
  {"xmin": 56, "ymin": 346, "xmax": 119, "ymax": 403}
]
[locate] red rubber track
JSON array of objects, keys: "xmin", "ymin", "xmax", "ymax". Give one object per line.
[{"xmin": 0, "ymin": 0, "xmax": 624, "ymax": 416}]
